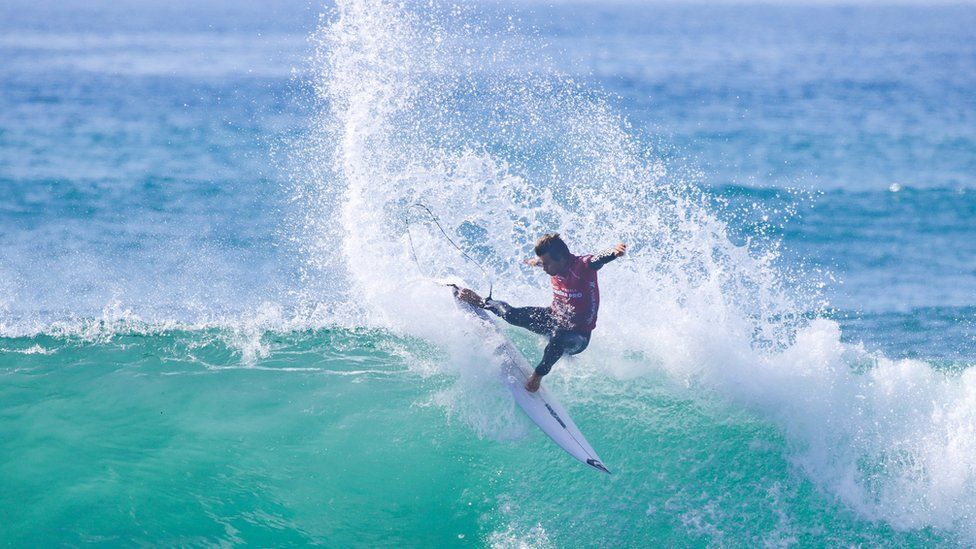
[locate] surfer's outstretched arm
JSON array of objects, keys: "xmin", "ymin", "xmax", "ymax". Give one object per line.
[{"xmin": 588, "ymin": 242, "xmax": 627, "ymax": 270}]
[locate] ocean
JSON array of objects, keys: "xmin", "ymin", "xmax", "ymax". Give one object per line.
[{"xmin": 2, "ymin": 0, "xmax": 975, "ymax": 545}]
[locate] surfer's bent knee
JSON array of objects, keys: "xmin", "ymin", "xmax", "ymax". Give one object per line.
[{"xmin": 534, "ymin": 330, "xmax": 590, "ymax": 377}]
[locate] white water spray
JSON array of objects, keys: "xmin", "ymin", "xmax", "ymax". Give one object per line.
[{"xmin": 298, "ymin": 0, "xmax": 976, "ymax": 539}]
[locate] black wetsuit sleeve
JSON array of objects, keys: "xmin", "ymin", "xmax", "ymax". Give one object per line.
[{"xmin": 587, "ymin": 249, "xmax": 619, "ymax": 271}]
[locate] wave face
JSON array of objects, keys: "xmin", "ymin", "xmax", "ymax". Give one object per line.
[{"xmin": 2, "ymin": 0, "xmax": 975, "ymax": 545}]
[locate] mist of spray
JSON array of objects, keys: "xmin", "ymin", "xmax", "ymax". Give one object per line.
[{"xmin": 294, "ymin": 0, "xmax": 976, "ymax": 539}]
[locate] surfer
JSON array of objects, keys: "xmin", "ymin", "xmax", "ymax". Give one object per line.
[{"xmin": 456, "ymin": 233, "xmax": 626, "ymax": 393}]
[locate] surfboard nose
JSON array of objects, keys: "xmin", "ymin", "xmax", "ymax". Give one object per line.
[{"xmin": 587, "ymin": 459, "xmax": 611, "ymax": 474}]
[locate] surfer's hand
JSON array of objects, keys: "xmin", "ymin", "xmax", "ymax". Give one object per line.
[
  {"xmin": 612, "ymin": 243, "xmax": 627, "ymax": 257},
  {"xmin": 456, "ymin": 288, "xmax": 484, "ymax": 307},
  {"xmin": 523, "ymin": 257, "xmax": 541, "ymax": 267}
]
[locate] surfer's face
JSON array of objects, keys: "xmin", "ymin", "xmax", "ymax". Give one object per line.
[{"xmin": 538, "ymin": 252, "xmax": 570, "ymax": 276}]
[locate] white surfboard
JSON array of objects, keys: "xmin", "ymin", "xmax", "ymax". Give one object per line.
[{"xmin": 455, "ymin": 296, "xmax": 610, "ymax": 474}]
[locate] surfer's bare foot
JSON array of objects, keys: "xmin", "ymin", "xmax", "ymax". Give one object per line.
[
  {"xmin": 525, "ymin": 373, "xmax": 542, "ymax": 393},
  {"xmin": 455, "ymin": 288, "xmax": 484, "ymax": 307}
]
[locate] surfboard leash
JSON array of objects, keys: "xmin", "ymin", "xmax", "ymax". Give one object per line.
[{"xmin": 404, "ymin": 203, "xmax": 494, "ymax": 302}]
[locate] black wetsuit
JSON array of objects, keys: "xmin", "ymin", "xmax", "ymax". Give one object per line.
[{"xmin": 484, "ymin": 249, "xmax": 619, "ymax": 377}]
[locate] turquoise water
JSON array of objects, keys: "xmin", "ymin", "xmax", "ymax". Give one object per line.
[
  {"xmin": 2, "ymin": 0, "xmax": 976, "ymax": 546},
  {"xmin": 0, "ymin": 328, "xmax": 955, "ymax": 545}
]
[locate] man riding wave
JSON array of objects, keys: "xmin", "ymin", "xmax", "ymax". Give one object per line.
[{"xmin": 456, "ymin": 233, "xmax": 626, "ymax": 392}]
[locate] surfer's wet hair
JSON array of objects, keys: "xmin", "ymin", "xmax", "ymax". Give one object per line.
[{"xmin": 535, "ymin": 233, "xmax": 570, "ymax": 260}]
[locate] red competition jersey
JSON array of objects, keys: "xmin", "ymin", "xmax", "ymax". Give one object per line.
[{"xmin": 550, "ymin": 254, "xmax": 599, "ymax": 333}]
